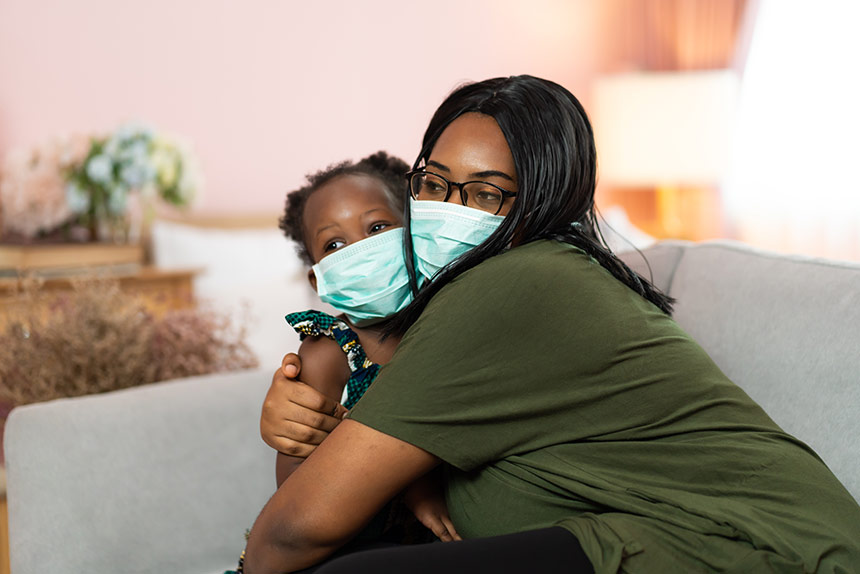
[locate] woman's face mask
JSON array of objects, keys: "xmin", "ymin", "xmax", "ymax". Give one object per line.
[
  {"xmin": 407, "ymin": 113, "xmax": 516, "ymax": 284},
  {"xmin": 410, "ymin": 199, "xmax": 504, "ymax": 284},
  {"xmin": 311, "ymin": 228, "xmax": 412, "ymax": 326}
]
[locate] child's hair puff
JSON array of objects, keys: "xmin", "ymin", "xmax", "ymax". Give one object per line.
[{"xmin": 279, "ymin": 151, "xmax": 409, "ymax": 265}]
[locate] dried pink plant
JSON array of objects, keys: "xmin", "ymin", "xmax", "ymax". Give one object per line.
[{"xmin": 0, "ymin": 279, "xmax": 259, "ymax": 407}]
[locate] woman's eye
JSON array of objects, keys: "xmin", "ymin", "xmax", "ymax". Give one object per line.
[
  {"xmin": 324, "ymin": 239, "xmax": 346, "ymax": 252},
  {"xmin": 419, "ymin": 177, "xmax": 447, "ymax": 196},
  {"xmin": 369, "ymin": 222, "xmax": 391, "ymax": 234},
  {"xmin": 476, "ymin": 190, "xmax": 502, "ymax": 202}
]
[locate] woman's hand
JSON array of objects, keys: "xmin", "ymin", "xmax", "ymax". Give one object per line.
[
  {"xmin": 403, "ymin": 472, "xmax": 461, "ymax": 542},
  {"xmin": 261, "ymin": 353, "xmax": 349, "ymax": 457}
]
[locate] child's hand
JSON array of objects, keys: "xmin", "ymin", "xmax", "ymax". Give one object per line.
[{"xmin": 403, "ymin": 473, "xmax": 461, "ymax": 542}]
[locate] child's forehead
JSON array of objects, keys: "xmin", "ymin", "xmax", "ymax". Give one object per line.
[
  {"xmin": 304, "ymin": 174, "xmax": 400, "ymax": 224},
  {"xmin": 317, "ymin": 172, "xmax": 384, "ymax": 194},
  {"xmin": 310, "ymin": 173, "xmax": 391, "ymax": 207}
]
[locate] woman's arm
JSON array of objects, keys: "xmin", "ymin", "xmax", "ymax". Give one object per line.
[
  {"xmin": 245, "ymin": 419, "xmax": 440, "ymax": 574},
  {"xmin": 274, "ymin": 337, "xmax": 351, "ymax": 486}
]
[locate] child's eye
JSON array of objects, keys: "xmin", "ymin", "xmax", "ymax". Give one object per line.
[
  {"xmin": 324, "ymin": 239, "xmax": 346, "ymax": 252},
  {"xmin": 369, "ymin": 222, "xmax": 391, "ymax": 234}
]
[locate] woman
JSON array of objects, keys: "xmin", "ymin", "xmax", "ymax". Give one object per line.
[{"xmin": 246, "ymin": 76, "xmax": 860, "ymax": 573}]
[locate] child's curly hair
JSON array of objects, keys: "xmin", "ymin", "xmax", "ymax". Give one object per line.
[{"xmin": 279, "ymin": 151, "xmax": 409, "ymax": 266}]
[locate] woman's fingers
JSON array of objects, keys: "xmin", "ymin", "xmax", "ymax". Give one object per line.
[
  {"xmin": 260, "ymin": 367, "xmax": 345, "ymax": 455},
  {"xmin": 278, "ymin": 387, "xmax": 343, "ymax": 432},
  {"xmin": 281, "ymin": 353, "xmax": 302, "ymax": 378},
  {"xmin": 278, "ymin": 419, "xmax": 329, "ymax": 446},
  {"xmin": 286, "ymin": 381, "xmax": 342, "ymax": 422},
  {"xmin": 333, "ymin": 403, "xmax": 349, "ymax": 420},
  {"xmin": 278, "ymin": 352, "xmax": 347, "ymax": 422},
  {"xmin": 268, "ymin": 430, "xmax": 317, "ymax": 458}
]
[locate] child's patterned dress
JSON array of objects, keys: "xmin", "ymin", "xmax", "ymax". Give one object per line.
[
  {"xmin": 225, "ymin": 310, "xmax": 426, "ymax": 573},
  {"xmin": 284, "ymin": 310, "xmax": 381, "ymax": 409}
]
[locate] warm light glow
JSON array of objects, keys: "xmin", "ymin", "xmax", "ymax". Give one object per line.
[{"xmin": 593, "ymin": 70, "xmax": 740, "ymax": 187}]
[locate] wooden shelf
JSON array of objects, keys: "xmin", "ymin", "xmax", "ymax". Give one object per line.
[
  {"xmin": 0, "ymin": 243, "xmax": 145, "ymax": 276},
  {"xmin": 0, "ymin": 266, "xmax": 199, "ymax": 322}
]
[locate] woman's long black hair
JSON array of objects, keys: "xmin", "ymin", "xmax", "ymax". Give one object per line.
[{"xmin": 387, "ymin": 75, "xmax": 674, "ymax": 337}]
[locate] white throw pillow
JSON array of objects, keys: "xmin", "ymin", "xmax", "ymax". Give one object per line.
[{"xmin": 150, "ymin": 220, "xmax": 328, "ymax": 369}]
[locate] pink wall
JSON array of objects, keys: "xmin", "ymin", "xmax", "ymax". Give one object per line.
[{"xmin": 0, "ymin": 0, "xmax": 602, "ymax": 213}]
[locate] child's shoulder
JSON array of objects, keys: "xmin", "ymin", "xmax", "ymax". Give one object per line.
[
  {"xmin": 286, "ymin": 309, "xmax": 350, "ymax": 339},
  {"xmin": 295, "ymin": 329, "xmax": 351, "ymax": 403},
  {"xmin": 285, "ymin": 309, "xmax": 354, "ymax": 401},
  {"xmin": 297, "ymin": 333, "xmax": 347, "ymax": 363}
]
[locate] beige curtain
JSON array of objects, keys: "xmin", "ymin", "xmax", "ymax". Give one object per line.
[
  {"xmin": 596, "ymin": 0, "xmax": 752, "ymax": 241},
  {"xmin": 608, "ymin": 0, "xmax": 749, "ymax": 71}
]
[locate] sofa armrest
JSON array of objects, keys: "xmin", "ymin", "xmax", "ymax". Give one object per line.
[{"xmin": 3, "ymin": 369, "xmax": 276, "ymax": 574}]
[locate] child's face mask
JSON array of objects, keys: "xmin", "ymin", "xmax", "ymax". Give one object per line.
[
  {"xmin": 410, "ymin": 199, "xmax": 505, "ymax": 284},
  {"xmin": 311, "ymin": 228, "xmax": 412, "ymax": 326}
]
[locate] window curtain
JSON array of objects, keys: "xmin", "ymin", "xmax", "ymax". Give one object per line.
[
  {"xmin": 724, "ymin": 0, "xmax": 860, "ymax": 260},
  {"xmin": 608, "ymin": 0, "xmax": 748, "ymax": 72},
  {"xmin": 597, "ymin": 0, "xmax": 749, "ymax": 241}
]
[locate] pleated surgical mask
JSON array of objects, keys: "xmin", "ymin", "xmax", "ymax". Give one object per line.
[
  {"xmin": 409, "ymin": 199, "xmax": 504, "ymax": 285},
  {"xmin": 311, "ymin": 228, "xmax": 412, "ymax": 326}
]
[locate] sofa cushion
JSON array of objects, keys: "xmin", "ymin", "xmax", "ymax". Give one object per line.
[
  {"xmin": 666, "ymin": 241, "xmax": 860, "ymax": 501},
  {"xmin": 4, "ymin": 370, "xmax": 275, "ymax": 574}
]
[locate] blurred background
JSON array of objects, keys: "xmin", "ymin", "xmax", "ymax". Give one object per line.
[
  {"xmin": 1, "ymin": 2, "xmax": 859, "ymax": 563},
  {"xmin": 2, "ymin": 0, "xmax": 859, "ymax": 387},
  {"xmin": 1, "ymin": 0, "xmax": 857, "ymax": 258},
  {"xmin": 2, "ymin": 0, "xmax": 860, "ymax": 375},
  {"xmin": 2, "ymin": 0, "xmax": 860, "ymax": 371}
]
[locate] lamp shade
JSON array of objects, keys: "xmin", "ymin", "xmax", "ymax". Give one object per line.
[{"xmin": 593, "ymin": 70, "xmax": 739, "ymax": 187}]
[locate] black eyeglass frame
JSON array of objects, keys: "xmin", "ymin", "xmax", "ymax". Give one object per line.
[{"xmin": 406, "ymin": 169, "xmax": 517, "ymax": 216}]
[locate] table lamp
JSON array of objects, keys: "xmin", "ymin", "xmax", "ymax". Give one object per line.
[{"xmin": 592, "ymin": 70, "xmax": 739, "ymax": 239}]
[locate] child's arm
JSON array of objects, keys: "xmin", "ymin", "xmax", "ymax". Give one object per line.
[{"xmin": 275, "ymin": 335, "xmax": 351, "ymax": 487}]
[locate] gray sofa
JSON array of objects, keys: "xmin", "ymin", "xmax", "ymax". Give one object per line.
[{"xmin": 4, "ymin": 239, "xmax": 859, "ymax": 573}]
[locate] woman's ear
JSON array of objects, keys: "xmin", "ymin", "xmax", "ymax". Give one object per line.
[{"xmin": 307, "ymin": 268, "xmax": 318, "ymax": 292}]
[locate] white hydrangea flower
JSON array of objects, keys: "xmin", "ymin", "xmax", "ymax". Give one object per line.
[
  {"xmin": 86, "ymin": 154, "xmax": 113, "ymax": 184},
  {"xmin": 119, "ymin": 162, "xmax": 151, "ymax": 188},
  {"xmin": 65, "ymin": 182, "xmax": 91, "ymax": 214},
  {"xmin": 1, "ymin": 123, "xmax": 200, "ymax": 239}
]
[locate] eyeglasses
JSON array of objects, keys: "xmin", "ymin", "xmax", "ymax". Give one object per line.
[{"xmin": 407, "ymin": 169, "xmax": 517, "ymax": 215}]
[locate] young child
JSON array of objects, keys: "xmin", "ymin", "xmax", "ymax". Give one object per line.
[
  {"xmin": 277, "ymin": 151, "xmax": 408, "ymax": 480},
  {"xmin": 277, "ymin": 152, "xmax": 457, "ymax": 539},
  {"xmin": 228, "ymin": 152, "xmax": 451, "ymax": 574}
]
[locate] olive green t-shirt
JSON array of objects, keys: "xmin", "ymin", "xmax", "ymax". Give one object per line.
[{"xmin": 348, "ymin": 240, "xmax": 860, "ymax": 573}]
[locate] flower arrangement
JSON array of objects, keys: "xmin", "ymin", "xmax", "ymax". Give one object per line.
[
  {"xmin": 0, "ymin": 124, "xmax": 201, "ymax": 243},
  {"xmin": 0, "ymin": 279, "xmax": 258, "ymax": 407},
  {"xmin": 65, "ymin": 124, "xmax": 201, "ymax": 242},
  {"xmin": 0, "ymin": 135, "xmax": 89, "ymax": 239}
]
